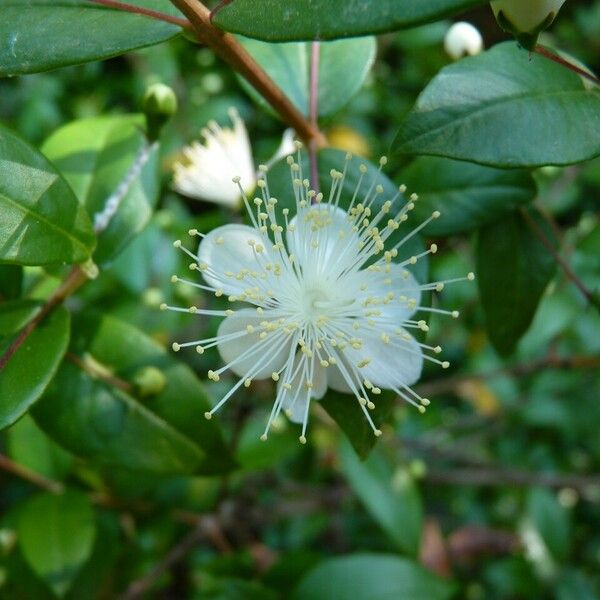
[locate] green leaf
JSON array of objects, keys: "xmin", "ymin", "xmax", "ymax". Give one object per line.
[
  {"xmin": 393, "ymin": 42, "xmax": 600, "ymax": 168},
  {"xmin": 7, "ymin": 414, "xmax": 73, "ymax": 480},
  {"xmin": 0, "ymin": 265, "xmax": 22, "ymax": 299},
  {"xmin": 238, "ymin": 37, "xmax": 376, "ymax": 117},
  {"xmin": 477, "ymin": 209, "xmax": 557, "ymax": 355},
  {"xmin": 33, "ymin": 313, "xmax": 234, "ymax": 475},
  {"xmin": 0, "ymin": 123, "xmax": 95, "ymax": 265},
  {"xmin": 0, "ymin": 305, "xmax": 70, "ymax": 430},
  {"xmin": 293, "ymin": 554, "xmax": 455, "ymax": 600},
  {"xmin": 42, "ymin": 115, "xmax": 160, "ymax": 266},
  {"xmin": 401, "ymin": 157, "xmax": 537, "ymax": 236},
  {"xmin": 213, "ymin": 0, "xmax": 487, "ymax": 41},
  {"xmin": 527, "ymin": 488, "xmax": 571, "ymax": 562},
  {"xmin": 0, "ymin": 0, "xmax": 182, "ymax": 76},
  {"xmin": 0, "ymin": 299, "xmax": 39, "ymax": 336},
  {"xmin": 341, "ymin": 441, "xmax": 423, "ymax": 554},
  {"xmin": 321, "ymin": 391, "xmax": 393, "ymax": 460},
  {"xmin": 17, "ymin": 490, "xmax": 96, "ymax": 597}
]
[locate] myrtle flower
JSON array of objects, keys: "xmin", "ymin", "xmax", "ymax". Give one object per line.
[
  {"xmin": 444, "ymin": 22, "xmax": 484, "ymax": 60},
  {"xmin": 173, "ymin": 107, "xmax": 295, "ymax": 209},
  {"xmin": 163, "ymin": 145, "xmax": 474, "ymax": 442}
]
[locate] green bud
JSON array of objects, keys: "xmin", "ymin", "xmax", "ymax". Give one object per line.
[
  {"xmin": 142, "ymin": 83, "xmax": 178, "ymax": 141},
  {"xmin": 133, "ymin": 366, "xmax": 167, "ymax": 398},
  {"xmin": 490, "ymin": 0, "xmax": 566, "ymax": 50}
]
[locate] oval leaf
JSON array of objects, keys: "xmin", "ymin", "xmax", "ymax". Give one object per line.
[
  {"xmin": 401, "ymin": 156, "xmax": 537, "ymax": 236},
  {"xmin": 214, "ymin": 0, "xmax": 487, "ymax": 41},
  {"xmin": 0, "ymin": 124, "xmax": 95, "ymax": 265},
  {"xmin": 393, "ymin": 42, "xmax": 600, "ymax": 167},
  {"xmin": 0, "ymin": 304, "xmax": 70, "ymax": 430},
  {"xmin": 477, "ymin": 209, "xmax": 557, "ymax": 355},
  {"xmin": 341, "ymin": 441, "xmax": 423, "ymax": 554},
  {"xmin": 17, "ymin": 490, "xmax": 96, "ymax": 597},
  {"xmin": 42, "ymin": 115, "xmax": 160, "ymax": 266},
  {"xmin": 0, "ymin": 0, "xmax": 181, "ymax": 76},
  {"xmin": 293, "ymin": 554, "xmax": 455, "ymax": 600},
  {"xmin": 238, "ymin": 37, "xmax": 376, "ymax": 117}
]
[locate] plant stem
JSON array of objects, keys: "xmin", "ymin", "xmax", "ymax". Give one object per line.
[
  {"xmin": 169, "ymin": 0, "xmax": 326, "ymax": 147},
  {"xmin": 534, "ymin": 45, "xmax": 600, "ymax": 88},
  {"xmin": 521, "ymin": 207, "xmax": 600, "ymax": 310},
  {"xmin": 0, "ymin": 267, "xmax": 88, "ymax": 373},
  {"xmin": 309, "ymin": 41, "xmax": 321, "ymax": 195},
  {"xmin": 87, "ymin": 0, "xmax": 192, "ymax": 29},
  {"xmin": 0, "ymin": 453, "xmax": 64, "ymax": 494}
]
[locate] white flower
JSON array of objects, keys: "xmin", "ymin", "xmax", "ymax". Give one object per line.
[
  {"xmin": 444, "ymin": 22, "xmax": 484, "ymax": 60},
  {"xmin": 163, "ymin": 147, "xmax": 474, "ymax": 442},
  {"xmin": 173, "ymin": 107, "xmax": 295, "ymax": 209},
  {"xmin": 491, "ymin": 0, "xmax": 566, "ymax": 40}
]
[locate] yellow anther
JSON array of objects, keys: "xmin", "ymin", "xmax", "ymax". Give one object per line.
[{"xmin": 172, "ymin": 342, "xmax": 180, "ymax": 352}]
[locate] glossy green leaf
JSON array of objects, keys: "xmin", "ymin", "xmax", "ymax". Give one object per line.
[
  {"xmin": 238, "ymin": 37, "xmax": 376, "ymax": 117},
  {"xmin": 42, "ymin": 115, "xmax": 160, "ymax": 266},
  {"xmin": 0, "ymin": 299, "xmax": 39, "ymax": 336},
  {"xmin": 293, "ymin": 554, "xmax": 455, "ymax": 600},
  {"xmin": 0, "ymin": 304, "xmax": 70, "ymax": 430},
  {"xmin": 321, "ymin": 391, "xmax": 393, "ymax": 460},
  {"xmin": 17, "ymin": 490, "xmax": 96, "ymax": 597},
  {"xmin": 341, "ymin": 441, "xmax": 423, "ymax": 553},
  {"xmin": 393, "ymin": 42, "xmax": 600, "ymax": 167},
  {"xmin": 0, "ymin": 0, "xmax": 182, "ymax": 76},
  {"xmin": 33, "ymin": 313, "xmax": 234, "ymax": 475},
  {"xmin": 213, "ymin": 0, "xmax": 487, "ymax": 41},
  {"xmin": 401, "ymin": 157, "xmax": 537, "ymax": 236},
  {"xmin": 477, "ymin": 209, "xmax": 557, "ymax": 355},
  {"xmin": 0, "ymin": 123, "xmax": 95, "ymax": 265}
]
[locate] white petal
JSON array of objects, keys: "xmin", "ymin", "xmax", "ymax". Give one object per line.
[
  {"xmin": 217, "ymin": 309, "xmax": 290, "ymax": 379},
  {"xmin": 278, "ymin": 352, "xmax": 327, "ymax": 424},
  {"xmin": 354, "ymin": 263, "xmax": 422, "ymax": 323},
  {"xmin": 286, "ymin": 204, "xmax": 359, "ymax": 269},
  {"xmin": 197, "ymin": 224, "xmax": 268, "ymax": 295},
  {"xmin": 326, "ymin": 358, "xmax": 353, "ymax": 394},
  {"xmin": 265, "ymin": 128, "xmax": 296, "ymax": 168},
  {"xmin": 345, "ymin": 326, "xmax": 424, "ymax": 388}
]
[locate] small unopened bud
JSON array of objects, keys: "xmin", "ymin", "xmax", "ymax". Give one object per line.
[
  {"xmin": 143, "ymin": 83, "xmax": 178, "ymax": 141},
  {"xmin": 133, "ymin": 366, "xmax": 167, "ymax": 398},
  {"xmin": 490, "ymin": 0, "xmax": 566, "ymax": 50},
  {"xmin": 444, "ymin": 22, "xmax": 483, "ymax": 60}
]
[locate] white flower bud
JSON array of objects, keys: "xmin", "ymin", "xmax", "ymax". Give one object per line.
[
  {"xmin": 444, "ymin": 22, "xmax": 484, "ymax": 60},
  {"xmin": 490, "ymin": 0, "xmax": 566, "ymax": 49}
]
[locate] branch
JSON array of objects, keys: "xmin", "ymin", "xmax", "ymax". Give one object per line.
[
  {"xmin": 0, "ymin": 453, "xmax": 64, "ymax": 495},
  {"xmin": 169, "ymin": 0, "xmax": 326, "ymax": 147},
  {"xmin": 534, "ymin": 45, "xmax": 600, "ymax": 88},
  {"xmin": 87, "ymin": 0, "xmax": 192, "ymax": 29},
  {"xmin": 521, "ymin": 208, "xmax": 600, "ymax": 310},
  {"xmin": 309, "ymin": 41, "xmax": 321, "ymax": 194}
]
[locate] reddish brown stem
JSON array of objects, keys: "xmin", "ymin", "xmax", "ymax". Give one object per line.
[
  {"xmin": 169, "ymin": 0, "xmax": 326, "ymax": 147},
  {"xmin": 87, "ymin": 0, "xmax": 192, "ymax": 29},
  {"xmin": 534, "ymin": 45, "xmax": 600, "ymax": 88},
  {"xmin": 0, "ymin": 267, "xmax": 87, "ymax": 373},
  {"xmin": 0, "ymin": 453, "xmax": 64, "ymax": 494},
  {"xmin": 309, "ymin": 41, "xmax": 321, "ymax": 195}
]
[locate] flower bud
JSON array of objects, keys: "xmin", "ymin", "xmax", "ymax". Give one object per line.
[
  {"xmin": 490, "ymin": 0, "xmax": 566, "ymax": 49},
  {"xmin": 133, "ymin": 366, "xmax": 167, "ymax": 398},
  {"xmin": 444, "ymin": 22, "xmax": 484, "ymax": 60},
  {"xmin": 142, "ymin": 83, "xmax": 178, "ymax": 141}
]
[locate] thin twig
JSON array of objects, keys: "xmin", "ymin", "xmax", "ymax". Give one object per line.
[
  {"xmin": 534, "ymin": 44, "xmax": 600, "ymax": 88},
  {"xmin": 521, "ymin": 207, "xmax": 599, "ymax": 310},
  {"xmin": 118, "ymin": 516, "xmax": 231, "ymax": 600},
  {"xmin": 0, "ymin": 267, "xmax": 88, "ymax": 373},
  {"xmin": 66, "ymin": 353, "xmax": 134, "ymax": 394},
  {"xmin": 169, "ymin": 0, "xmax": 326, "ymax": 147},
  {"xmin": 87, "ymin": 0, "xmax": 192, "ymax": 29},
  {"xmin": 309, "ymin": 41, "xmax": 321, "ymax": 195},
  {"xmin": 0, "ymin": 453, "xmax": 64, "ymax": 495}
]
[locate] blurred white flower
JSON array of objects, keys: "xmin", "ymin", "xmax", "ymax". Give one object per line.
[
  {"xmin": 173, "ymin": 108, "xmax": 294, "ymax": 209},
  {"xmin": 164, "ymin": 147, "xmax": 473, "ymax": 442},
  {"xmin": 444, "ymin": 22, "xmax": 484, "ymax": 60},
  {"xmin": 491, "ymin": 0, "xmax": 566, "ymax": 45}
]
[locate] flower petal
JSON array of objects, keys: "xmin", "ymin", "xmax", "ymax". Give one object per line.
[
  {"xmin": 197, "ymin": 224, "xmax": 269, "ymax": 295},
  {"xmin": 217, "ymin": 309, "xmax": 291, "ymax": 380}
]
